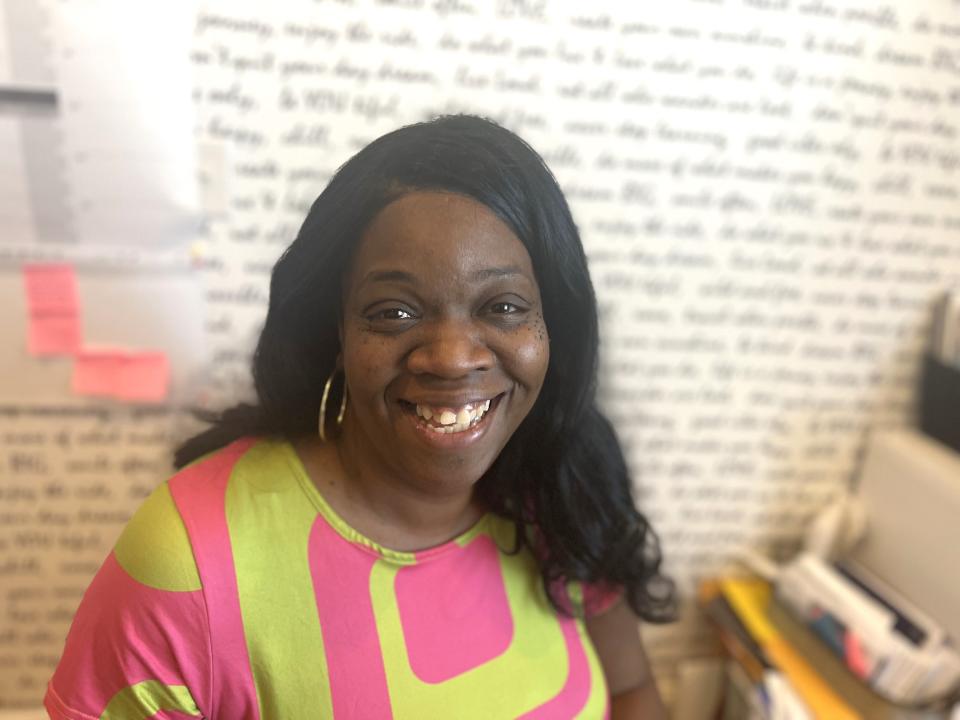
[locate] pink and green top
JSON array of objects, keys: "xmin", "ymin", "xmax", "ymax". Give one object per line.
[{"xmin": 46, "ymin": 437, "xmax": 615, "ymax": 719}]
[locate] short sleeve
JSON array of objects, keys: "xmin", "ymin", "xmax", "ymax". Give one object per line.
[
  {"xmin": 581, "ymin": 581, "xmax": 623, "ymax": 617},
  {"xmin": 526, "ymin": 522, "xmax": 623, "ymax": 618},
  {"xmin": 546, "ymin": 577, "xmax": 623, "ymax": 619},
  {"xmin": 45, "ymin": 482, "xmax": 211, "ymax": 719}
]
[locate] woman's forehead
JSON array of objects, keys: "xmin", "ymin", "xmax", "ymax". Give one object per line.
[{"xmin": 346, "ymin": 191, "xmax": 536, "ymax": 289}]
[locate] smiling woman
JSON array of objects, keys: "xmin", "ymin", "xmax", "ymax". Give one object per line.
[
  {"xmin": 46, "ymin": 115, "xmax": 676, "ymax": 720},
  {"xmin": 336, "ymin": 192, "xmax": 549, "ymax": 517}
]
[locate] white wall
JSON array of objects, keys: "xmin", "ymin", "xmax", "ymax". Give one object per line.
[{"xmin": 2, "ymin": 0, "xmax": 960, "ymax": 705}]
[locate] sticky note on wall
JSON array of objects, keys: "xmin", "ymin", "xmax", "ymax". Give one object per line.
[
  {"xmin": 116, "ymin": 351, "xmax": 170, "ymax": 402},
  {"xmin": 23, "ymin": 264, "xmax": 79, "ymax": 314},
  {"xmin": 72, "ymin": 349, "xmax": 170, "ymax": 403},
  {"xmin": 72, "ymin": 350, "xmax": 119, "ymax": 396},
  {"xmin": 28, "ymin": 315, "xmax": 82, "ymax": 355},
  {"xmin": 22, "ymin": 263, "xmax": 82, "ymax": 356}
]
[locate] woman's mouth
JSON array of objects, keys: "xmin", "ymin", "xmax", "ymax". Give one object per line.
[{"xmin": 401, "ymin": 395, "xmax": 503, "ymax": 435}]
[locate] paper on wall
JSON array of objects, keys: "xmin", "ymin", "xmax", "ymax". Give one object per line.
[
  {"xmin": 27, "ymin": 315, "xmax": 81, "ymax": 356},
  {"xmin": 22, "ymin": 263, "xmax": 81, "ymax": 357},
  {"xmin": 72, "ymin": 349, "xmax": 170, "ymax": 403}
]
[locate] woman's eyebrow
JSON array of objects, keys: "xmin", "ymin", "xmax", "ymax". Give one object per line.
[
  {"xmin": 469, "ymin": 265, "xmax": 525, "ymax": 283},
  {"xmin": 361, "ymin": 269, "xmax": 417, "ymax": 286}
]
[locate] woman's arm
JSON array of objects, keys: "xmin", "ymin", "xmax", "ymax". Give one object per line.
[{"xmin": 585, "ymin": 599, "xmax": 668, "ymax": 720}]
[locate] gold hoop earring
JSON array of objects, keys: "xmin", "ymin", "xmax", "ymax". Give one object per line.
[{"xmin": 319, "ymin": 368, "xmax": 347, "ymax": 442}]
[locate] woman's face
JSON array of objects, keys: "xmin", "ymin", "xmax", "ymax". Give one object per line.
[{"xmin": 338, "ymin": 191, "xmax": 549, "ymax": 495}]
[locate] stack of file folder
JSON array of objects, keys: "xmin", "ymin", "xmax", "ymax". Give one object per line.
[{"xmin": 700, "ymin": 569, "xmax": 960, "ymax": 720}]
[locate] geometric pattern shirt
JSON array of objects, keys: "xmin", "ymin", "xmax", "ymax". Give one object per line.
[{"xmin": 45, "ymin": 437, "xmax": 613, "ymax": 719}]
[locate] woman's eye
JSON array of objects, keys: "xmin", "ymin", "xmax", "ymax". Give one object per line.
[
  {"xmin": 489, "ymin": 302, "xmax": 520, "ymax": 314},
  {"xmin": 368, "ymin": 307, "xmax": 414, "ymax": 321}
]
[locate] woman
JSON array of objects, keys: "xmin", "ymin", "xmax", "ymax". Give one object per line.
[{"xmin": 46, "ymin": 115, "xmax": 675, "ymax": 719}]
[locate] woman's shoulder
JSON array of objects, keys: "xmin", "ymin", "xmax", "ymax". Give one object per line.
[
  {"xmin": 168, "ymin": 435, "xmax": 301, "ymax": 502},
  {"xmin": 173, "ymin": 435, "xmax": 265, "ymax": 479},
  {"xmin": 113, "ymin": 436, "xmax": 287, "ymax": 589},
  {"xmin": 113, "ymin": 480, "xmax": 201, "ymax": 591}
]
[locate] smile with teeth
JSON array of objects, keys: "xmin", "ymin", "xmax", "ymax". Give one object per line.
[{"xmin": 414, "ymin": 399, "xmax": 492, "ymax": 434}]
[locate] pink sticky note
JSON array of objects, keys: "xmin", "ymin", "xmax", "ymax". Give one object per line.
[
  {"xmin": 23, "ymin": 264, "xmax": 79, "ymax": 315},
  {"xmin": 28, "ymin": 314, "xmax": 82, "ymax": 356},
  {"xmin": 116, "ymin": 352, "xmax": 170, "ymax": 402},
  {"xmin": 72, "ymin": 349, "xmax": 171, "ymax": 403},
  {"xmin": 72, "ymin": 350, "xmax": 120, "ymax": 397}
]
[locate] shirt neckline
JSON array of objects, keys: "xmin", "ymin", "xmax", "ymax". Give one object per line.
[{"xmin": 275, "ymin": 437, "xmax": 492, "ymax": 565}]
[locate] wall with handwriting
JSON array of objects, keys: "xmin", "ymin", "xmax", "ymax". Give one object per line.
[{"xmin": 3, "ymin": 0, "xmax": 960, "ymax": 705}]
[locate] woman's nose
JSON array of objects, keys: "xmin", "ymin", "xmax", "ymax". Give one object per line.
[{"xmin": 406, "ymin": 317, "xmax": 495, "ymax": 378}]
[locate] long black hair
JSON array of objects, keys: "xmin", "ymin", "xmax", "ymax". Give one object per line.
[{"xmin": 175, "ymin": 114, "xmax": 676, "ymax": 622}]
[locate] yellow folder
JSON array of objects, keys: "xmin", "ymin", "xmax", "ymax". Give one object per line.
[{"xmin": 720, "ymin": 577, "xmax": 861, "ymax": 720}]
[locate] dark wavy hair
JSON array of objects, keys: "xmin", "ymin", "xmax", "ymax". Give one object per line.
[{"xmin": 175, "ymin": 114, "xmax": 676, "ymax": 622}]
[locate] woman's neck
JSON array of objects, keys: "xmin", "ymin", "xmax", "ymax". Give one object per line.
[{"xmin": 292, "ymin": 435, "xmax": 486, "ymax": 553}]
